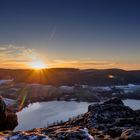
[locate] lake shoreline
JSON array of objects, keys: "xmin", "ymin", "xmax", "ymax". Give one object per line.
[
  {"xmin": 2, "ymin": 98, "xmax": 140, "ymax": 140},
  {"xmin": 16, "ymin": 98, "xmax": 140, "ymax": 131}
]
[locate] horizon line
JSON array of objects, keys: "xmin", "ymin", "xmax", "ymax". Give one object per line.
[{"xmin": 0, "ymin": 67, "xmax": 140, "ymax": 71}]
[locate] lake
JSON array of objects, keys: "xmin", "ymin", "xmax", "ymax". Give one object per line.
[
  {"xmin": 15, "ymin": 101, "xmax": 91, "ymax": 130},
  {"xmin": 123, "ymin": 99, "xmax": 140, "ymax": 110},
  {"xmin": 15, "ymin": 99, "xmax": 140, "ymax": 131}
]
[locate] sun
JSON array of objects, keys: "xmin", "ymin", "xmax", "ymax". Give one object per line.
[{"xmin": 29, "ymin": 60, "xmax": 47, "ymax": 69}]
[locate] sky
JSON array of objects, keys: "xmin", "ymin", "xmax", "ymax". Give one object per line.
[{"xmin": 0, "ymin": 0, "xmax": 140, "ymax": 70}]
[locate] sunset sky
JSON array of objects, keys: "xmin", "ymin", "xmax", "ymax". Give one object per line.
[{"xmin": 0, "ymin": 0, "xmax": 140, "ymax": 70}]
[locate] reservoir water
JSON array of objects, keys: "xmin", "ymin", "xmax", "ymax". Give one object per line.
[
  {"xmin": 15, "ymin": 99, "xmax": 140, "ymax": 131},
  {"xmin": 15, "ymin": 101, "xmax": 91, "ymax": 130},
  {"xmin": 123, "ymin": 99, "xmax": 140, "ymax": 110}
]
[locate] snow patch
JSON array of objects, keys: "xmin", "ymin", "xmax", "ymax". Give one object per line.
[{"xmin": 0, "ymin": 79, "xmax": 13, "ymax": 85}]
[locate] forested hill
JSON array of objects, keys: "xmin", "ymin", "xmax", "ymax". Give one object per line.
[{"xmin": 0, "ymin": 68, "xmax": 140, "ymax": 86}]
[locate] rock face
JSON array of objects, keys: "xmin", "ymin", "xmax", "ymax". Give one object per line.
[
  {"xmin": 0, "ymin": 97, "xmax": 140, "ymax": 140},
  {"xmin": 0, "ymin": 96, "xmax": 18, "ymax": 131}
]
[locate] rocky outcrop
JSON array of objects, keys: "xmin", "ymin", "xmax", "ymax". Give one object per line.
[
  {"xmin": 0, "ymin": 96, "xmax": 18, "ymax": 131},
  {"xmin": 0, "ymin": 98, "xmax": 140, "ymax": 140}
]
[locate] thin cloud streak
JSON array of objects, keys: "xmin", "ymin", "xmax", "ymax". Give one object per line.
[
  {"xmin": 49, "ymin": 59, "xmax": 140, "ymax": 70},
  {"xmin": 0, "ymin": 45, "xmax": 140, "ymax": 70},
  {"xmin": 0, "ymin": 45, "xmax": 43, "ymax": 69}
]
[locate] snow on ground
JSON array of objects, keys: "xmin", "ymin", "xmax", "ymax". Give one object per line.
[
  {"xmin": 115, "ymin": 84, "xmax": 140, "ymax": 93},
  {"xmin": 3, "ymin": 98, "xmax": 16, "ymax": 106},
  {"xmin": 92, "ymin": 86, "xmax": 112, "ymax": 92},
  {"xmin": 90, "ymin": 84, "xmax": 140, "ymax": 94},
  {"xmin": 0, "ymin": 79, "xmax": 13, "ymax": 85},
  {"xmin": 0, "ymin": 135, "xmax": 51, "ymax": 140},
  {"xmin": 59, "ymin": 85, "xmax": 74, "ymax": 93},
  {"xmin": 81, "ymin": 128, "xmax": 95, "ymax": 140},
  {"xmin": 16, "ymin": 83, "xmax": 140, "ymax": 95}
]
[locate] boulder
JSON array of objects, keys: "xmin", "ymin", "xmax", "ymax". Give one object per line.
[
  {"xmin": 64, "ymin": 98, "xmax": 140, "ymax": 139},
  {"xmin": 0, "ymin": 96, "xmax": 18, "ymax": 131},
  {"xmin": 103, "ymin": 97, "xmax": 124, "ymax": 105}
]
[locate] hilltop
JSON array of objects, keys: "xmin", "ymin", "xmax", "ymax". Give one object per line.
[
  {"xmin": 0, "ymin": 68, "xmax": 140, "ymax": 86},
  {"xmin": 0, "ymin": 98, "xmax": 140, "ymax": 140}
]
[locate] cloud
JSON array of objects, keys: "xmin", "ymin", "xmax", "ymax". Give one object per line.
[
  {"xmin": 49, "ymin": 59, "xmax": 116, "ymax": 69},
  {"xmin": 116, "ymin": 63, "xmax": 140, "ymax": 70},
  {"xmin": 49, "ymin": 59, "xmax": 140, "ymax": 70},
  {"xmin": 0, "ymin": 45, "xmax": 42, "ymax": 69},
  {"xmin": 0, "ymin": 45, "xmax": 140, "ymax": 70}
]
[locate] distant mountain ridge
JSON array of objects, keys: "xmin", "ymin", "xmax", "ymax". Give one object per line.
[{"xmin": 0, "ymin": 68, "xmax": 140, "ymax": 86}]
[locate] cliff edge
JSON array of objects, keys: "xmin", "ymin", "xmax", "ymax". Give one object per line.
[{"xmin": 0, "ymin": 98, "xmax": 140, "ymax": 140}]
